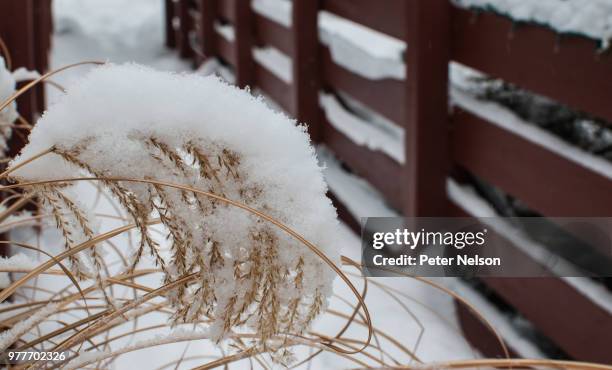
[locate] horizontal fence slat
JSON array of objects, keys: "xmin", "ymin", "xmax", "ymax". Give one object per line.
[
  {"xmin": 253, "ymin": 13, "xmax": 292, "ymax": 55},
  {"xmin": 321, "ymin": 0, "xmax": 405, "ymax": 39},
  {"xmin": 485, "ymin": 277, "xmax": 612, "ymax": 363},
  {"xmin": 322, "ymin": 118, "xmax": 403, "ymax": 210},
  {"xmin": 177, "ymin": 0, "xmax": 194, "ymax": 59},
  {"xmin": 448, "ymin": 203, "xmax": 612, "ymax": 363},
  {"xmin": 452, "ymin": 6, "xmax": 612, "ymax": 122},
  {"xmin": 215, "ymin": 35, "xmax": 236, "ymax": 66},
  {"xmin": 253, "ymin": 63, "xmax": 293, "ymax": 114},
  {"xmin": 216, "ymin": 0, "xmax": 235, "ymax": 22},
  {"xmin": 165, "ymin": 0, "xmax": 176, "ymax": 47},
  {"xmin": 452, "ymin": 109, "xmax": 612, "ymax": 217},
  {"xmin": 197, "ymin": 0, "xmax": 216, "ymax": 61},
  {"xmin": 320, "ymin": 47, "xmax": 404, "ymax": 124}
]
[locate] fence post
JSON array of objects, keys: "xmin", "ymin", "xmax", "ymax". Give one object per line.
[
  {"xmin": 176, "ymin": 0, "xmax": 193, "ymax": 59},
  {"xmin": 32, "ymin": 0, "xmax": 52, "ymax": 115},
  {"xmin": 165, "ymin": 0, "xmax": 176, "ymax": 48},
  {"xmin": 195, "ymin": 0, "xmax": 216, "ymax": 65},
  {"xmin": 291, "ymin": 0, "xmax": 321, "ymax": 142},
  {"xmin": 404, "ymin": 0, "xmax": 450, "ymax": 217},
  {"xmin": 0, "ymin": 0, "xmax": 38, "ymax": 155},
  {"xmin": 233, "ymin": 0, "xmax": 253, "ymax": 88},
  {"xmin": 0, "ymin": 0, "xmax": 40, "ymax": 263}
]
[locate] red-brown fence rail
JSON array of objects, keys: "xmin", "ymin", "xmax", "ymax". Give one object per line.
[{"xmin": 167, "ymin": 0, "xmax": 612, "ymax": 362}]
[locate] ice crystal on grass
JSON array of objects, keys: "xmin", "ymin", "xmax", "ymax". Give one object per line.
[{"xmin": 10, "ymin": 63, "xmax": 341, "ymax": 352}]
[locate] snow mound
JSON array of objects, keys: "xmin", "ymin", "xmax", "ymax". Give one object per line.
[
  {"xmin": 53, "ymin": 0, "xmax": 163, "ymax": 50},
  {"xmin": 10, "ymin": 63, "xmax": 341, "ymax": 346}
]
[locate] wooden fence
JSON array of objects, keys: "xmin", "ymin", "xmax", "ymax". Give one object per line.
[
  {"xmin": 0, "ymin": 0, "xmax": 53, "ymax": 158},
  {"xmin": 167, "ymin": 0, "xmax": 612, "ymax": 362},
  {"xmin": 0, "ymin": 0, "xmax": 53, "ymax": 260}
]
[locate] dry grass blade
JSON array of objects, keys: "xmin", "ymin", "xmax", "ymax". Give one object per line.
[
  {"xmin": 2, "ymin": 175, "xmax": 374, "ymax": 356},
  {"xmin": 0, "ymin": 147, "xmax": 54, "ymax": 180},
  {"xmin": 0, "ymin": 240, "xmax": 89, "ymax": 313},
  {"xmin": 0, "ymin": 218, "xmax": 161, "ymax": 302},
  {"xmin": 0, "ymin": 192, "xmax": 34, "ymax": 223},
  {"xmin": 341, "ymin": 256, "xmax": 509, "ymax": 360}
]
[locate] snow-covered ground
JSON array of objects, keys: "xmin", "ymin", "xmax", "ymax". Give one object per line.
[{"xmin": 48, "ymin": 0, "xmax": 190, "ymax": 104}]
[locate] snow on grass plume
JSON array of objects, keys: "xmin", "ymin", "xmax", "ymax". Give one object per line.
[{"xmin": 9, "ymin": 63, "xmax": 341, "ymax": 354}]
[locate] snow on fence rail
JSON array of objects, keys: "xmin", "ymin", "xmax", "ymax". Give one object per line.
[{"xmin": 165, "ymin": 0, "xmax": 612, "ymax": 363}]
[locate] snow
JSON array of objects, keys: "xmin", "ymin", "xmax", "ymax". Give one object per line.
[
  {"xmin": 214, "ymin": 21, "xmax": 236, "ymax": 42},
  {"xmin": 320, "ymin": 93, "xmax": 404, "ymax": 163},
  {"xmin": 319, "ymin": 11, "xmax": 406, "ymax": 80},
  {"xmin": 11, "ymin": 67, "xmax": 41, "ymax": 82},
  {"xmin": 252, "ymin": 46, "xmax": 293, "ymax": 83},
  {"xmin": 0, "ymin": 233, "xmax": 40, "ymax": 289},
  {"xmin": 0, "ymin": 252, "xmax": 40, "ymax": 288},
  {"xmin": 49, "ymin": 0, "xmax": 189, "ymax": 103},
  {"xmin": 53, "ymin": 0, "xmax": 162, "ymax": 49},
  {"xmin": 197, "ymin": 57, "xmax": 236, "ymax": 84},
  {"xmin": 252, "ymin": 0, "xmax": 292, "ymax": 28},
  {"xmin": 452, "ymin": 0, "xmax": 612, "ymax": 49},
  {"xmin": 0, "ymin": 253, "xmax": 39, "ymax": 271}
]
